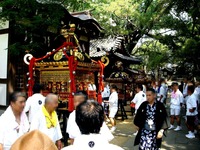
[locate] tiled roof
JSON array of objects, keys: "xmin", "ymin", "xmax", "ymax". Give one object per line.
[
  {"xmin": 114, "ymin": 52, "xmax": 141, "ymax": 63},
  {"xmin": 71, "ymin": 11, "xmax": 93, "ymax": 20},
  {"xmin": 89, "ymin": 36, "xmax": 123, "ymax": 57},
  {"xmin": 89, "ymin": 36, "xmax": 142, "ymax": 63},
  {"xmin": 126, "ymin": 68, "xmax": 139, "ymax": 74},
  {"xmin": 70, "ymin": 10, "xmax": 103, "ymax": 32}
]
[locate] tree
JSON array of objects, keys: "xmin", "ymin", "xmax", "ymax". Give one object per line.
[
  {"xmin": 88, "ymin": 0, "xmax": 200, "ymax": 77},
  {"xmin": 1, "ymin": 0, "xmax": 199, "ymax": 77},
  {"xmin": 131, "ymin": 40, "xmax": 171, "ymax": 79},
  {"xmin": 0, "ymin": 0, "xmax": 89, "ymax": 56}
]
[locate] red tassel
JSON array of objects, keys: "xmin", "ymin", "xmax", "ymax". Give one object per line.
[
  {"xmin": 27, "ymin": 42, "xmax": 70, "ymax": 97},
  {"xmin": 68, "ymin": 95, "xmax": 74, "ymax": 112},
  {"xmin": 28, "ymin": 57, "xmax": 36, "ymax": 97},
  {"xmin": 67, "ymin": 56, "xmax": 78, "ymax": 111},
  {"xmin": 98, "ymin": 93, "xmax": 102, "ymax": 104},
  {"xmin": 96, "ymin": 61, "xmax": 105, "ymax": 104}
]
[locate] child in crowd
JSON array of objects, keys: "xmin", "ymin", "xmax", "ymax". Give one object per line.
[
  {"xmin": 169, "ymin": 82, "xmax": 184, "ymax": 131},
  {"xmin": 185, "ymin": 85, "xmax": 198, "ymax": 139}
]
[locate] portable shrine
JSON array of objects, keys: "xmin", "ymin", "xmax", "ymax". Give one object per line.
[{"xmin": 23, "ymin": 24, "xmax": 105, "ymax": 112}]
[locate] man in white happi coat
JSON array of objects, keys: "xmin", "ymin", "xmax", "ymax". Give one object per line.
[
  {"xmin": 30, "ymin": 94, "xmax": 62, "ymax": 150},
  {"xmin": 24, "ymin": 83, "xmax": 45, "ymax": 123},
  {"xmin": 131, "ymin": 84, "xmax": 146, "ymax": 136},
  {"xmin": 62, "ymin": 101, "xmax": 123, "ymax": 150},
  {"xmin": 185, "ymin": 85, "xmax": 198, "ymax": 139},
  {"xmin": 157, "ymin": 79, "xmax": 167, "ymax": 103},
  {"xmin": 0, "ymin": 92, "xmax": 29, "ymax": 150},
  {"xmin": 66, "ymin": 91, "xmax": 113, "ymax": 144},
  {"xmin": 194, "ymin": 81, "xmax": 200, "ymax": 104},
  {"xmin": 182, "ymin": 77, "xmax": 189, "ymax": 118},
  {"xmin": 107, "ymin": 85, "xmax": 118, "ymax": 132},
  {"xmin": 131, "ymin": 84, "xmax": 146, "ymax": 114},
  {"xmin": 101, "ymin": 82, "xmax": 110, "ymax": 119}
]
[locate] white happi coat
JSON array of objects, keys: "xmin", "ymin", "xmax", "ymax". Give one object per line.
[
  {"xmin": 30, "ymin": 109, "xmax": 62, "ymax": 143},
  {"xmin": 0, "ymin": 106, "xmax": 29, "ymax": 150},
  {"xmin": 66, "ymin": 110, "xmax": 114, "ymax": 141}
]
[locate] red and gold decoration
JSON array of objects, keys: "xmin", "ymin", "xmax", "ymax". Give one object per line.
[
  {"xmin": 24, "ymin": 24, "xmax": 105, "ymax": 111},
  {"xmin": 97, "ymin": 60, "xmax": 105, "ymax": 104}
]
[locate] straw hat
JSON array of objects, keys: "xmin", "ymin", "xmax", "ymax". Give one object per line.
[{"xmin": 10, "ymin": 130, "xmax": 58, "ymax": 150}]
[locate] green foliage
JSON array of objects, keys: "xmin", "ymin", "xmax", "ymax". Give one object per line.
[
  {"xmin": 134, "ymin": 40, "xmax": 170, "ymax": 71},
  {"xmin": 0, "ymin": 0, "xmax": 199, "ymax": 76}
]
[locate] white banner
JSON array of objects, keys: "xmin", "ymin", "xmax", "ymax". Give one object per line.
[{"xmin": 0, "ymin": 33, "xmax": 9, "ymax": 79}]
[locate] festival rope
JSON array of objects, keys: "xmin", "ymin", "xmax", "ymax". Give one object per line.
[
  {"xmin": 27, "ymin": 42, "xmax": 73, "ymax": 96},
  {"xmin": 97, "ymin": 60, "xmax": 105, "ymax": 104},
  {"xmin": 62, "ymin": 52, "xmax": 78, "ymax": 112},
  {"xmin": 27, "ymin": 41, "xmax": 104, "ymax": 111}
]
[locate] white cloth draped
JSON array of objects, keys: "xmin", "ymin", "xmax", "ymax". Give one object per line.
[{"xmin": 0, "ymin": 106, "xmax": 29, "ymax": 150}]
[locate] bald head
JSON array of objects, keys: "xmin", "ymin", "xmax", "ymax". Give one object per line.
[
  {"xmin": 45, "ymin": 93, "xmax": 58, "ymax": 104},
  {"xmin": 44, "ymin": 93, "xmax": 59, "ymax": 113}
]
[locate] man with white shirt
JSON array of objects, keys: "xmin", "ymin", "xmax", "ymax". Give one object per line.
[
  {"xmin": 62, "ymin": 101, "xmax": 123, "ymax": 150},
  {"xmin": 66, "ymin": 91, "xmax": 113, "ymax": 144},
  {"xmin": 108, "ymin": 84, "xmax": 118, "ymax": 132},
  {"xmin": 169, "ymin": 82, "xmax": 184, "ymax": 131},
  {"xmin": 194, "ymin": 82, "xmax": 200, "ymax": 104},
  {"xmin": 30, "ymin": 93, "xmax": 62, "ymax": 150},
  {"xmin": 102, "ymin": 82, "xmax": 110, "ymax": 100},
  {"xmin": 131, "ymin": 84, "xmax": 146, "ymax": 136},
  {"xmin": 0, "ymin": 92, "xmax": 29, "ymax": 150},
  {"xmin": 102, "ymin": 82, "xmax": 110, "ymax": 117},
  {"xmin": 24, "ymin": 83, "xmax": 45, "ymax": 123},
  {"xmin": 185, "ymin": 85, "xmax": 198, "ymax": 139},
  {"xmin": 194, "ymin": 82, "xmax": 200, "ymax": 120},
  {"xmin": 131, "ymin": 84, "xmax": 146, "ymax": 114},
  {"xmin": 157, "ymin": 79, "xmax": 167, "ymax": 103},
  {"xmin": 182, "ymin": 78, "xmax": 189, "ymax": 118},
  {"xmin": 183, "ymin": 77, "xmax": 189, "ymax": 98},
  {"xmin": 67, "ymin": 91, "xmax": 87, "ymax": 144}
]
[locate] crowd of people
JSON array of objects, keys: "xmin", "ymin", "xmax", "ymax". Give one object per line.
[
  {"xmin": 0, "ymin": 83, "xmax": 120, "ymax": 150},
  {"xmin": 0, "ymin": 77, "xmax": 199, "ymax": 150},
  {"xmin": 0, "ymin": 84, "xmax": 63, "ymax": 150},
  {"xmin": 131, "ymin": 77, "xmax": 200, "ymax": 149}
]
